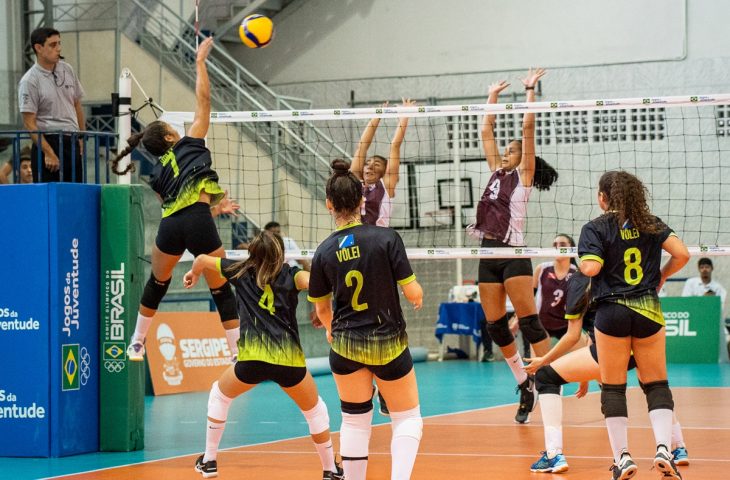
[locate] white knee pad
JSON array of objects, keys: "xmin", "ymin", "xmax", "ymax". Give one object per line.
[
  {"xmin": 340, "ymin": 410, "xmax": 373, "ymax": 458},
  {"xmin": 302, "ymin": 396, "xmax": 330, "ymax": 435},
  {"xmin": 207, "ymin": 381, "xmax": 233, "ymax": 421},
  {"xmin": 390, "ymin": 405, "xmax": 423, "ymax": 442}
]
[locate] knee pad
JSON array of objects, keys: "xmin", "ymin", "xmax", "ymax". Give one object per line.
[
  {"xmin": 535, "ymin": 365, "xmax": 567, "ymax": 395},
  {"xmin": 140, "ymin": 274, "xmax": 171, "ymax": 310},
  {"xmin": 390, "ymin": 405, "xmax": 423, "ymax": 442},
  {"xmin": 341, "ymin": 398, "xmax": 373, "ymax": 415},
  {"xmin": 207, "ymin": 381, "xmax": 233, "ymax": 421},
  {"xmin": 642, "ymin": 380, "xmax": 674, "ymax": 411},
  {"xmin": 340, "ymin": 408, "xmax": 373, "ymax": 461},
  {"xmin": 485, "ymin": 314, "xmax": 513, "ymax": 347},
  {"xmin": 210, "ymin": 283, "xmax": 237, "ymax": 322},
  {"xmin": 600, "ymin": 383, "xmax": 628, "ymax": 418},
  {"xmin": 519, "ymin": 314, "xmax": 548, "ymax": 344},
  {"xmin": 302, "ymin": 396, "xmax": 330, "ymax": 435}
]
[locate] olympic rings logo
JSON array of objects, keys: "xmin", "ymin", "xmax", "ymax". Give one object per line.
[
  {"xmin": 79, "ymin": 346, "xmax": 91, "ymax": 385},
  {"xmin": 104, "ymin": 360, "xmax": 125, "ymax": 373}
]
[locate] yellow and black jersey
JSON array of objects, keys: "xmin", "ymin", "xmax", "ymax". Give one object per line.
[
  {"xmin": 578, "ymin": 213, "xmax": 674, "ymax": 324},
  {"xmin": 308, "ymin": 222, "xmax": 416, "ymax": 365},
  {"xmin": 219, "ymin": 259, "xmax": 306, "ymax": 367},
  {"xmin": 149, "ymin": 136, "xmax": 224, "ymax": 217}
]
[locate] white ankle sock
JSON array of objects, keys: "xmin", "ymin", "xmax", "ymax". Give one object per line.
[
  {"xmin": 671, "ymin": 420, "xmax": 685, "ymax": 449},
  {"xmin": 649, "ymin": 409, "xmax": 673, "ymax": 450},
  {"xmin": 132, "ymin": 313, "xmax": 153, "ymax": 344},
  {"xmin": 605, "ymin": 417, "xmax": 629, "ymax": 463},
  {"xmin": 314, "ymin": 439, "xmax": 337, "ymax": 472},
  {"xmin": 505, "ymin": 352, "xmax": 528, "ymax": 384},
  {"xmin": 539, "ymin": 393, "xmax": 563, "ymax": 454}
]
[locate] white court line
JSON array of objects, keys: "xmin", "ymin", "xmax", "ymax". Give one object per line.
[
  {"xmin": 224, "ymin": 449, "xmax": 730, "ymax": 463},
  {"xmin": 425, "ymin": 422, "xmax": 730, "ymax": 430},
  {"xmin": 40, "ymin": 386, "xmax": 730, "ymax": 479}
]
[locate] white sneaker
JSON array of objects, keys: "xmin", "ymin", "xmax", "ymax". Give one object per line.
[{"xmin": 127, "ymin": 341, "xmax": 145, "ymax": 361}]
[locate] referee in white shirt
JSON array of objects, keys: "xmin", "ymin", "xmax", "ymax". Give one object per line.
[{"xmin": 18, "ymin": 27, "xmax": 86, "ymax": 183}]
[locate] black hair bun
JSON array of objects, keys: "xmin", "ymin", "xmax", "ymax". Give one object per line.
[{"xmin": 331, "ymin": 158, "xmax": 351, "ymax": 175}]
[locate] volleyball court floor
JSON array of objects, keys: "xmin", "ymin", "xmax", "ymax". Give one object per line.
[{"xmin": 4, "ymin": 361, "xmax": 729, "ymax": 479}]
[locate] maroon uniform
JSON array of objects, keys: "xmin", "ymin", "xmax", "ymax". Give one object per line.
[
  {"xmin": 474, "ymin": 169, "xmax": 531, "ymax": 246},
  {"xmin": 535, "ymin": 261, "xmax": 577, "ymax": 332}
]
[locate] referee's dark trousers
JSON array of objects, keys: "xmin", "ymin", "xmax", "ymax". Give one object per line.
[{"xmin": 31, "ymin": 133, "xmax": 84, "ymax": 183}]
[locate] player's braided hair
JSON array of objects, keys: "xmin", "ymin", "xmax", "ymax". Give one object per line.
[
  {"xmin": 599, "ymin": 171, "xmax": 662, "ymax": 234},
  {"xmin": 110, "ymin": 121, "xmax": 174, "ymax": 175},
  {"xmin": 227, "ymin": 231, "xmax": 285, "ymax": 288},
  {"xmin": 326, "ymin": 159, "xmax": 362, "ymax": 213}
]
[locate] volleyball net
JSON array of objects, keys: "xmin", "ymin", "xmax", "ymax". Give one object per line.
[{"xmin": 161, "ymin": 93, "xmax": 730, "ymax": 262}]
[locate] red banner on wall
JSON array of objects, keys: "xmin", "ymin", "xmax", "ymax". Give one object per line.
[{"xmin": 147, "ymin": 312, "xmax": 233, "ymax": 395}]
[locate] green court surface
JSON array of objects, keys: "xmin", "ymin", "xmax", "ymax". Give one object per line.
[{"xmin": 2, "ymin": 361, "xmax": 728, "ymax": 479}]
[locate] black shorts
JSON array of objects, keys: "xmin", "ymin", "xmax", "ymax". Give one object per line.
[
  {"xmin": 478, "ymin": 238, "xmax": 533, "ymax": 283},
  {"xmin": 234, "ymin": 360, "xmax": 307, "ymax": 388},
  {"xmin": 589, "ymin": 341, "xmax": 637, "ymax": 371},
  {"xmin": 155, "ymin": 202, "xmax": 223, "ymax": 256},
  {"xmin": 594, "ymin": 301, "xmax": 663, "ymax": 339},
  {"xmin": 329, "ymin": 347, "xmax": 413, "ymax": 381},
  {"xmin": 546, "ymin": 326, "xmax": 568, "ymax": 339}
]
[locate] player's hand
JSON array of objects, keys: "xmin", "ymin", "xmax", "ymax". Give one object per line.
[
  {"xmin": 197, "ymin": 36, "xmax": 214, "ymax": 63},
  {"xmin": 45, "ymin": 150, "xmax": 60, "ymax": 172},
  {"xmin": 218, "ymin": 190, "xmax": 240, "ymax": 216},
  {"xmin": 183, "ymin": 270, "xmax": 199, "ymax": 289},
  {"xmin": 310, "ymin": 310, "xmax": 324, "ymax": 328},
  {"xmin": 488, "ymin": 80, "xmax": 510, "ymax": 97},
  {"xmin": 521, "ymin": 67, "xmax": 546, "ymax": 89},
  {"xmin": 523, "ymin": 356, "xmax": 545, "ymax": 375},
  {"xmin": 326, "ymin": 330, "xmax": 333, "ymax": 344},
  {"xmin": 575, "ymin": 381, "xmax": 590, "ymax": 398},
  {"xmin": 411, "ymin": 297, "xmax": 423, "ymax": 310}
]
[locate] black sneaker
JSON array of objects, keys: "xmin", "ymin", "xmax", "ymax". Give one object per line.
[
  {"xmin": 610, "ymin": 451, "xmax": 638, "ymax": 480},
  {"xmin": 514, "ymin": 375, "xmax": 537, "ymax": 424},
  {"xmin": 194, "ymin": 454, "xmax": 218, "ymax": 478},
  {"xmin": 654, "ymin": 444, "xmax": 682, "ymax": 479},
  {"xmin": 323, "ymin": 462, "xmax": 345, "ymax": 480}
]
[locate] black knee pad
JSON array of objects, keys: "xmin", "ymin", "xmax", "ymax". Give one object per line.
[
  {"xmin": 642, "ymin": 380, "xmax": 674, "ymax": 412},
  {"xmin": 210, "ymin": 283, "xmax": 237, "ymax": 321},
  {"xmin": 519, "ymin": 314, "xmax": 548, "ymax": 344},
  {"xmin": 601, "ymin": 383, "xmax": 628, "ymax": 418},
  {"xmin": 535, "ymin": 365, "xmax": 567, "ymax": 395},
  {"xmin": 341, "ymin": 399, "xmax": 373, "ymax": 415},
  {"xmin": 140, "ymin": 274, "xmax": 171, "ymax": 310},
  {"xmin": 485, "ymin": 314, "xmax": 513, "ymax": 347}
]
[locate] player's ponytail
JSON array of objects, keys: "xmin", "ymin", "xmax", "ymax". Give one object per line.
[
  {"xmin": 599, "ymin": 171, "xmax": 662, "ymax": 234},
  {"xmin": 110, "ymin": 121, "xmax": 175, "ymax": 175},
  {"xmin": 228, "ymin": 231, "xmax": 284, "ymax": 289},
  {"xmin": 326, "ymin": 159, "xmax": 362, "ymax": 214},
  {"xmin": 533, "ymin": 156, "xmax": 558, "ymax": 191}
]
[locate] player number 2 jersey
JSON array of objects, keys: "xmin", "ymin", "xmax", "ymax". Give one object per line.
[{"xmin": 308, "ymin": 223, "xmax": 416, "ymax": 365}]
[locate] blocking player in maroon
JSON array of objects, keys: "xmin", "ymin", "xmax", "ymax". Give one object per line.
[
  {"xmin": 533, "ymin": 234, "xmax": 579, "ymax": 339},
  {"xmin": 473, "ymin": 68, "xmax": 559, "ymax": 424}
]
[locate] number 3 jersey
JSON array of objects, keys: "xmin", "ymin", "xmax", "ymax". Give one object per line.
[
  {"xmin": 578, "ymin": 213, "xmax": 675, "ymax": 324},
  {"xmin": 218, "ymin": 259, "xmax": 306, "ymax": 367},
  {"xmin": 535, "ymin": 261, "xmax": 577, "ymax": 331},
  {"xmin": 308, "ymin": 223, "xmax": 416, "ymax": 365}
]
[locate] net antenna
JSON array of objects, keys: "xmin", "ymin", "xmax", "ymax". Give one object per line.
[{"xmin": 194, "ymin": 0, "xmax": 200, "ymax": 51}]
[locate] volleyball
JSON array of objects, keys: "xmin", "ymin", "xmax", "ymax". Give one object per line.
[{"xmin": 239, "ymin": 14, "xmax": 274, "ymax": 48}]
